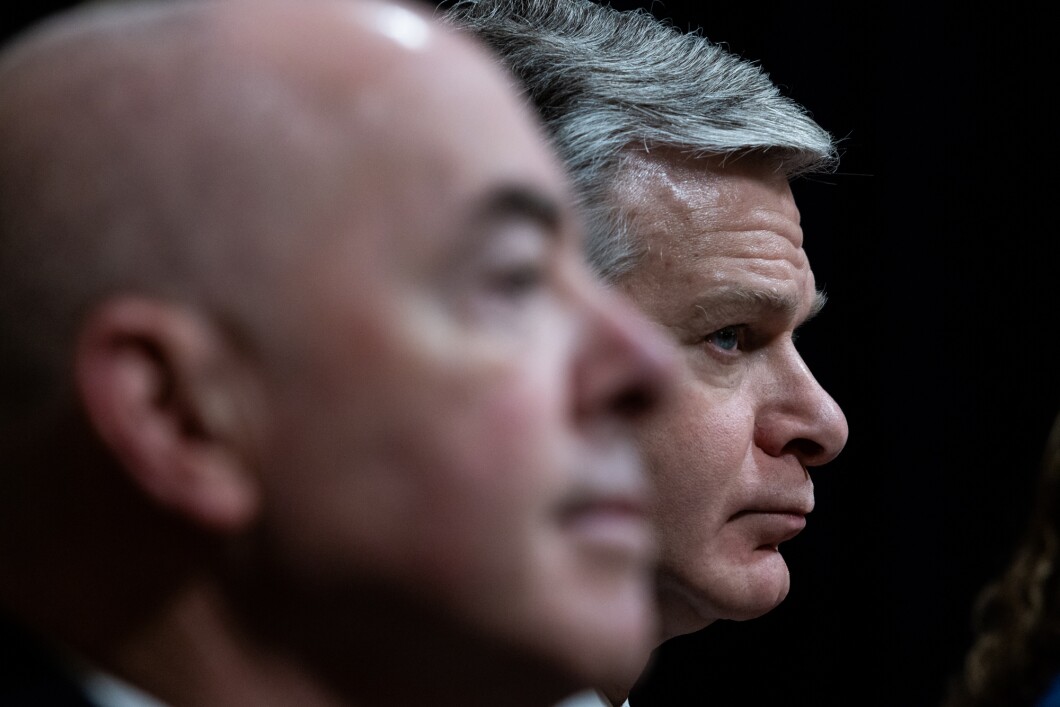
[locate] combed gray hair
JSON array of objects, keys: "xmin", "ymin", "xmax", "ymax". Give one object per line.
[{"xmin": 440, "ymin": 0, "xmax": 838, "ymax": 280}]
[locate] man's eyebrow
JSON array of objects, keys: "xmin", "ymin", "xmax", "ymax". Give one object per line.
[
  {"xmin": 805, "ymin": 290, "xmax": 828, "ymax": 324},
  {"xmin": 468, "ymin": 184, "xmax": 562, "ymax": 234},
  {"xmin": 440, "ymin": 184, "xmax": 565, "ymax": 275},
  {"xmin": 692, "ymin": 287, "xmax": 828, "ymax": 325}
]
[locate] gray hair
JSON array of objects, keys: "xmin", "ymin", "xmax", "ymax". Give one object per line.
[{"xmin": 440, "ymin": 0, "xmax": 837, "ymax": 280}]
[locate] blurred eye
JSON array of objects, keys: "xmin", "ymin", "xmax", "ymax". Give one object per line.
[
  {"xmin": 477, "ymin": 221, "xmax": 552, "ymax": 304},
  {"xmin": 704, "ymin": 325, "xmax": 741, "ymax": 352},
  {"xmin": 457, "ymin": 218, "xmax": 558, "ymax": 323},
  {"xmin": 487, "ymin": 262, "xmax": 546, "ymax": 299}
]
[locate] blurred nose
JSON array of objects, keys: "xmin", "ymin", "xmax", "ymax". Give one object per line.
[
  {"xmin": 570, "ymin": 275, "xmax": 677, "ymax": 424},
  {"xmin": 755, "ymin": 346, "xmax": 848, "ymax": 467}
]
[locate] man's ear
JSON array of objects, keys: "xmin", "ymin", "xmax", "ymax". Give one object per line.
[{"xmin": 74, "ymin": 297, "xmax": 264, "ymax": 533}]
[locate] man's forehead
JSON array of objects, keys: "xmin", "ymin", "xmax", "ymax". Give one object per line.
[
  {"xmin": 616, "ymin": 147, "xmax": 791, "ymax": 192},
  {"xmin": 615, "ymin": 198, "xmax": 819, "ymax": 330},
  {"xmin": 214, "ymin": 0, "xmax": 435, "ymax": 57},
  {"xmin": 614, "ymin": 148, "xmax": 801, "ymax": 246}
]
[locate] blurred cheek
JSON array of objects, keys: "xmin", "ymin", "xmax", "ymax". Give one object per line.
[{"xmin": 403, "ymin": 368, "xmax": 563, "ymax": 574}]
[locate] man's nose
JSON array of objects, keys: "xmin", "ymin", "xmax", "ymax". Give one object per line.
[{"xmin": 754, "ymin": 347, "xmax": 848, "ymax": 466}]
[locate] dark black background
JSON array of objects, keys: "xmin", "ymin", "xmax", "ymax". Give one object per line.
[{"xmin": 5, "ymin": 2, "xmax": 1059, "ymax": 706}]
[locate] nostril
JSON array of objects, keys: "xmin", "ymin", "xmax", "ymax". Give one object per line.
[{"xmin": 786, "ymin": 437, "xmax": 826, "ymax": 465}]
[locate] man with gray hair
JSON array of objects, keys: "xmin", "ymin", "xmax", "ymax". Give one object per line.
[
  {"xmin": 441, "ymin": 0, "xmax": 850, "ymax": 703},
  {"xmin": 0, "ymin": 0, "xmax": 678, "ymax": 704}
]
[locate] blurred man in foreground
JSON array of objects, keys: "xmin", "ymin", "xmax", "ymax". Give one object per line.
[
  {"xmin": 442, "ymin": 1, "xmax": 850, "ymax": 703},
  {"xmin": 0, "ymin": 0, "xmax": 675, "ymax": 704}
]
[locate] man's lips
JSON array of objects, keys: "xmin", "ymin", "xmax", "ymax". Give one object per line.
[
  {"xmin": 558, "ymin": 495, "xmax": 654, "ymax": 560},
  {"xmin": 729, "ymin": 492, "xmax": 815, "ymax": 521},
  {"xmin": 729, "ymin": 508, "xmax": 810, "ymax": 550},
  {"xmin": 730, "ymin": 505, "xmax": 813, "ymax": 521}
]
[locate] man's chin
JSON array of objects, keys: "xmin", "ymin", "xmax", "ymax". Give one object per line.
[
  {"xmin": 715, "ymin": 550, "xmax": 792, "ymax": 621},
  {"xmin": 658, "ymin": 551, "xmax": 792, "ymax": 635}
]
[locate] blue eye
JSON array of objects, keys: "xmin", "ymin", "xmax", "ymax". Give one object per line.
[{"xmin": 705, "ymin": 326, "xmax": 740, "ymax": 351}]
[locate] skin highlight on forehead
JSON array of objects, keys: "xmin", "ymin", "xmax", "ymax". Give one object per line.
[
  {"xmin": 614, "ymin": 149, "xmax": 806, "ymax": 265},
  {"xmin": 361, "ymin": 2, "xmax": 432, "ymax": 51}
]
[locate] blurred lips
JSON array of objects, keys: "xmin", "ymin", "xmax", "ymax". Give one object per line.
[
  {"xmin": 558, "ymin": 488, "xmax": 654, "ymax": 561},
  {"xmin": 557, "ymin": 439, "xmax": 655, "ymax": 560}
]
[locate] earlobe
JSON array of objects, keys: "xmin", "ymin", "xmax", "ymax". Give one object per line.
[{"xmin": 74, "ymin": 298, "xmax": 263, "ymax": 533}]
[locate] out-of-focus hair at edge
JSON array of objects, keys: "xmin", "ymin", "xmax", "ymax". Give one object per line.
[{"xmin": 947, "ymin": 409, "xmax": 1060, "ymax": 707}]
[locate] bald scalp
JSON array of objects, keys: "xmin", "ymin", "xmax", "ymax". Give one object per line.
[{"xmin": 0, "ymin": 0, "xmax": 434, "ymax": 427}]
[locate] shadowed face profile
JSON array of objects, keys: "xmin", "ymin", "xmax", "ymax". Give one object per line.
[
  {"xmin": 438, "ymin": 0, "xmax": 850, "ymax": 648},
  {"xmin": 0, "ymin": 1, "xmax": 674, "ymax": 705},
  {"xmin": 612, "ymin": 151, "xmax": 848, "ymax": 637}
]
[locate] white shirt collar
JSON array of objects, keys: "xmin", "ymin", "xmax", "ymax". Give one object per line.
[
  {"xmin": 60, "ymin": 651, "xmax": 168, "ymax": 707},
  {"xmin": 554, "ymin": 689, "xmax": 631, "ymax": 707}
]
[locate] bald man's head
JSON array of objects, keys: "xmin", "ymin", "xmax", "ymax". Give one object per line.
[
  {"xmin": 0, "ymin": 0, "xmax": 463, "ymax": 424},
  {"xmin": 0, "ymin": 1, "xmax": 673, "ymax": 704}
]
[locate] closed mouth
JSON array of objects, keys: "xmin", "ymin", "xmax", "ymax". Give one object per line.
[{"xmin": 558, "ymin": 495, "xmax": 653, "ymax": 559}]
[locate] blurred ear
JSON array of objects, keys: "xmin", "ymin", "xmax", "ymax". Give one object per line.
[{"xmin": 74, "ymin": 297, "xmax": 264, "ymax": 532}]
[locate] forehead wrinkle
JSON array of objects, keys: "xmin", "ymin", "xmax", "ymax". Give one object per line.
[
  {"xmin": 629, "ymin": 159, "xmax": 804, "ymax": 260},
  {"xmin": 622, "ymin": 184, "xmax": 805, "ymax": 268},
  {"xmin": 741, "ymin": 204, "xmax": 804, "ymax": 249}
]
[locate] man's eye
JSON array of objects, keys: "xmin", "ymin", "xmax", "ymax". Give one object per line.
[
  {"xmin": 488, "ymin": 263, "xmax": 545, "ymax": 298},
  {"xmin": 704, "ymin": 325, "xmax": 741, "ymax": 352}
]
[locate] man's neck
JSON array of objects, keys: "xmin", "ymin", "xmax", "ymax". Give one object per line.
[{"xmin": 77, "ymin": 580, "xmax": 351, "ymax": 707}]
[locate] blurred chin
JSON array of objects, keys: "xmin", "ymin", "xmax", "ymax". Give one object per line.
[{"xmin": 543, "ymin": 579, "xmax": 657, "ymax": 687}]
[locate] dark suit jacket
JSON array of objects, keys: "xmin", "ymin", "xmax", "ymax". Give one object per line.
[{"xmin": 0, "ymin": 613, "xmax": 96, "ymax": 706}]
